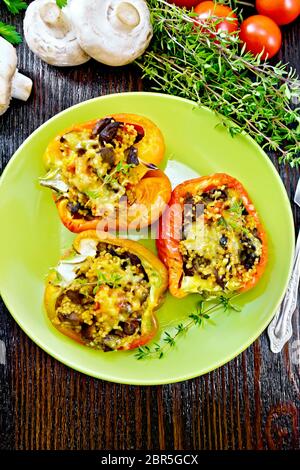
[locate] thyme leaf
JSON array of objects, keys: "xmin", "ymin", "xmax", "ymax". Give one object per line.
[
  {"xmin": 101, "ymin": 161, "xmax": 135, "ymax": 187},
  {"xmin": 135, "ymin": 294, "xmax": 241, "ymax": 360},
  {"xmin": 92, "ymin": 271, "xmax": 122, "ymax": 294}
]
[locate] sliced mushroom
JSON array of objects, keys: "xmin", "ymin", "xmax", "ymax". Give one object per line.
[
  {"xmin": 23, "ymin": 0, "xmax": 91, "ymax": 66},
  {"xmin": 0, "ymin": 38, "xmax": 32, "ymax": 116},
  {"xmin": 71, "ymin": 0, "xmax": 153, "ymax": 66}
]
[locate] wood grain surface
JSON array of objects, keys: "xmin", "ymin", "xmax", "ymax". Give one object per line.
[{"xmin": 0, "ymin": 1, "xmax": 299, "ymax": 451}]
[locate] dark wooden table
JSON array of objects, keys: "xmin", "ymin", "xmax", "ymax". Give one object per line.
[{"xmin": 0, "ymin": 2, "xmax": 299, "ymax": 451}]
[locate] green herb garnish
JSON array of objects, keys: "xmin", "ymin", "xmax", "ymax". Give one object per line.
[
  {"xmin": 0, "ymin": 21, "xmax": 21, "ymax": 44},
  {"xmin": 56, "ymin": 0, "xmax": 68, "ymax": 8},
  {"xmin": 228, "ymin": 199, "xmax": 244, "ymax": 216},
  {"xmin": 85, "ymin": 189, "xmax": 101, "ymax": 200},
  {"xmin": 217, "ymin": 199, "xmax": 251, "ymax": 235},
  {"xmin": 135, "ymin": 295, "xmax": 241, "ymax": 360},
  {"xmin": 92, "ymin": 271, "xmax": 123, "ymax": 293},
  {"xmin": 101, "ymin": 161, "xmax": 135, "ymax": 187},
  {"xmin": 2, "ymin": 0, "xmax": 27, "ymax": 14}
]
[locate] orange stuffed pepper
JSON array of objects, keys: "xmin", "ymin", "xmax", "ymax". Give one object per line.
[
  {"xmin": 40, "ymin": 114, "xmax": 171, "ymax": 232},
  {"xmin": 45, "ymin": 231, "xmax": 168, "ymax": 351},
  {"xmin": 157, "ymin": 173, "xmax": 268, "ymax": 298}
]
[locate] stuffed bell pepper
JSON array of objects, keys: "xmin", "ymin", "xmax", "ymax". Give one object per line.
[
  {"xmin": 40, "ymin": 114, "xmax": 171, "ymax": 232},
  {"xmin": 45, "ymin": 231, "xmax": 168, "ymax": 351},
  {"xmin": 157, "ymin": 173, "xmax": 268, "ymax": 298}
]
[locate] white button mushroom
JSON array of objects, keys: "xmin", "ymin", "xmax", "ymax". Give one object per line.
[
  {"xmin": 23, "ymin": 0, "xmax": 91, "ymax": 66},
  {"xmin": 71, "ymin": 0, "xmax": 153, "ymax": 66},
  {"xmin": 0, "ymin": 37, "xmax": 33, "ymax": 116}
]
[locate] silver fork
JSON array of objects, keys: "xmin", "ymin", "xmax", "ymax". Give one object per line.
[{"xmin": 268, "ymin": 179, "xmax": 300, "ymax": 353}]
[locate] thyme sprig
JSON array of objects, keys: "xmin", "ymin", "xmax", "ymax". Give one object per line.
[
  {"xmin": 101, "ymin": 161, "xmax": 135, "ymax": 187},
  {"xmin": 66, "ymin": 271, "xmax": 123, "ymax": 293},
  {"xmin": 137, "ymin": 0, "xmax": 300, "ymax": 166},
  {"xmin": 218, "ymin": 199, "xmax": 250, "ymax": 235},
  {"xmin": 92, "ymin": 271, "xmax": 122, "ymax": 293},
  {"xmin": 135, "ymin": 295, "xmax": 241, "ymax": 360}
]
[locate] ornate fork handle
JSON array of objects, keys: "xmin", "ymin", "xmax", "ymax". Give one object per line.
[{"xmin": 268, "ymin": 230, "xmax": 300, "ymax": 353}]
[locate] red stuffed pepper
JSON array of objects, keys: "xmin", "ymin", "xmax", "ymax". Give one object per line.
[
  {"xmin": 157, "ymin": 173, "xmax": 268, "ymax": 298},
  {"xmin": 40, "ymin": 113, "xmax": 171, "ymax": 232}
]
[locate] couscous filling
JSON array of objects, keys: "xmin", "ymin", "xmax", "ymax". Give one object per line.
[
  {"xmin": 179, "ymin": 185, "xmax": 263, "ymax": 295},
  {"xmin": 53, "ymin": 242, "xmax": 151, "ymax": 351},
  {"xmin": 50, "ymin": 118, "xmax": 145, "ymax": 219}
]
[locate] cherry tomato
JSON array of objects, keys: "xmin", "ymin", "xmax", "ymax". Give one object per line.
[
  {"xmin": 256, "ymin": 0, "xmax": 299, "ymax": 26},
  {"xmin": 169, "ymin": 0, "xmax": 200, "ymax": 7},
  {"xmin": 239, "ymin": 15, "xmax": 282, "ymax": 59},
  {"xmin": 194, "ymin": 1, "xmax": 239, "ymax": 34}
]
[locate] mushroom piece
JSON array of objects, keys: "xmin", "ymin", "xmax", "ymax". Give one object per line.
[
  {"xmin": 0, "ymin": 37, "xmax": 33, "ymax": 116},
  {"xmin": 71, "ymin": 0, "xmax": 153, "ymax": 66},
  {"xmin": 23, "ymin": 0, "xmax": 90, "ymax": 66}
]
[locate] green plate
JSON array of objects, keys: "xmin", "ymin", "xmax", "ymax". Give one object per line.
[{"xmin": 0, "ymin": 93, "xmax": 294, "ymax": 385}]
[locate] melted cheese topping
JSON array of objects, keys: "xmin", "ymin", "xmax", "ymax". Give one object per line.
[
  {"xmin": 180, "ymin": 187, "xmax": 263, "ymax": 296},
  {"xmin": 52, "ymin": 242, "xmax": 156, "ymax": 351},
  {"xmin": 48, "ymin": 121, "xmax": 142, "ymax": 219}
]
